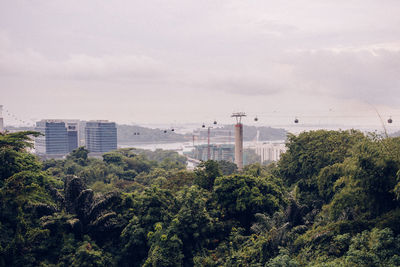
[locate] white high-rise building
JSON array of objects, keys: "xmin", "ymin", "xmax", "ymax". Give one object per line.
[
  {"xmin": 35, "ymin": 119, "xmax": 79, "ymax": 156},
  {"xmin": 255, "ymin": 142, "xmax": 287, "ymax": 163},
  {"xmin": 85, "ymin": 121, "xmax": 117, "ymax": 153}
]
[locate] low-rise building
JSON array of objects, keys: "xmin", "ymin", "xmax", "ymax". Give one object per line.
[{"xmin": 192, "ymin": 144, "xmax": 234, "ymax": 162}]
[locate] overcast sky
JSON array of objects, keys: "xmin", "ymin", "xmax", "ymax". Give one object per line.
[{"xmin": 1, "ymin": 0, "xmax": 400, "ymax": 127}]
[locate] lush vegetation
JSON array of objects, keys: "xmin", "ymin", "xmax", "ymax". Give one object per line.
[{"xmin": 1, "ymin": 129, "xmax": 400, "ymax": 266}]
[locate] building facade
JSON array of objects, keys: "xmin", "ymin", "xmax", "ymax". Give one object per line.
[
  {"xmin": 255, "ymin": 142, "xmax": 287, "ymax": 163},
  {"xmin": 85, "ymin": 121, "xmax": 117, "ymax": 153},
  {"xmin": 66, "ymin": 123, "xmax": 78, "ymax": 153},
  {"xmin": 35, "ymin": 120, "xmax": 69, "ymax": 155},
  {"xmin": 192, "ymin": 144, "xmax": 234, "ymax": 162},
  {"xmin": 35, "ymin": 120, "xmax": 79, "ymax": 156}
]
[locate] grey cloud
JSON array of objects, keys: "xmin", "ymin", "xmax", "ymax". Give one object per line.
[
  {"xmin": 204, "ymin": 77, "xmax": 280, "ymax": 96},
  {"xmin": 2, "ymin": 0, "xmax": 400, "ymax": 124},
  {"xmin": 249, "ymin": 18, "xmax": 299, "ymax": 37},
  {"xmin": 61, "ymin": 54, "xmax": 166, "ymax": 81},
  {"xmin": 0, "ymin": 37, "xmax": 168, "ymax": 82},
  {"xmin": 194, "ymin": 69, "xmax": 292, "ymax": 96},
  {"xmin": 288, "ymin": 47, "xmax": 400, "ymax": 105}
]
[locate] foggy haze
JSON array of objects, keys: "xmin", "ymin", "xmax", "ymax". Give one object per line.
[{"xmin": 1, "ymin": 0, "xmax": 400, "ymax": 128}]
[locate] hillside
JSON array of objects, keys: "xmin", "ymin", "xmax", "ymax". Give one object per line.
[
  {"xmin": 221, "ymin": 124, "xmax": 287, "ymax": 141},
  {"xmin": 117, "ymin": 124, "xmax": 187, "ymax": 144}
]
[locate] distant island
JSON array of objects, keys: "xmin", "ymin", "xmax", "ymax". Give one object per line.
[
  {"xmin": 5, "ymin": 123, "xmax": 288, "ymax": 145},
  {"xmin": 217, "ymin": 124, "xmax": 287, "ymax": 141},
  {"xmin": 117, "ymin": 124, "xmax": 187, "ymax": 144},
  {"xmin": 118, "ymin": 124, "xmax": 287, "ymax": 144}
]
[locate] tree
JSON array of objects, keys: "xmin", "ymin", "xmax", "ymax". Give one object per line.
[
  {"xmin": 325, "ymin": 138, "xmax": 399, "ymax": 221},
  {"xmin": 214, "ymin": 174, "xmax": 285, "ymax": 229},
  {"xmin": 67, "ymin": 146, "xmax": 89, "ymax": 166},
  {"xmin": 278, "ymin": 130, "xmax": 365, "ymax": 186},
  {"xmin": 218, "ymin": 160, "xmax": 237, "ymax": 175},
  {"xmin": 277, "ymin": 130, "xmax": 366, "ymax": 209},
  {"xmin": 103, "ymin": 152, "xmax": 126, "ymax": 167},
  {"xmin": 194, "ymin": 160, "xmax": 222, "ymax": 191},
  {"xmin": 170, "ymin": 186, "xmax": 215, "ymax": 265},
  {"xmin": 119, "ymin": 186, "xmax": 178, "ymax": 266},
  {"xmin": 71, "ymin": 238, "xmax": 113, "ymax": 267},
  {"xmin": 0, "ymin": 131, "xmax": 42, "ymax": 184},
  {"xmin": 143, "ymin": 223, "xmax": 184, "ymax": 267},
  {"xmin": 344, "ymin": 228, "xmax": 400, "ymax": 266}
]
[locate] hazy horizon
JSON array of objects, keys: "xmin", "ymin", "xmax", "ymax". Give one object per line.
[{"xmin": 1, "ymin": 1, "xmax": 400, "ymax": 128}]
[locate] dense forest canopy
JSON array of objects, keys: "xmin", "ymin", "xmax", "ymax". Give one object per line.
[{"xmin": 1, "ymin": 129, "xmax": 400, "ymax": 266}]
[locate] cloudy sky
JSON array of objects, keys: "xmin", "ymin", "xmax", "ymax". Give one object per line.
[{"xmin": 1, "ymin": 0, "xmax": 400, "ymax": 127}]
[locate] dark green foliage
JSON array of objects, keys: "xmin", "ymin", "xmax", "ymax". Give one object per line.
[
  {"xmin": 218, "ymin": 160, "xmax": 238, "ymax": 175},
  {"xmin": 67, "ymin": 146, "xmax": 90, "ymax": 166},
  {"xmin": 278, "ymin": 130, "xmax": 367, "ymax": 213},
  {"xmin": 3, "ymin": 130, "xmax": 400, "ymax": 266},
  {"xmin": 72, "ymin": 238, "xmax": 113, "ymax": 267},
  {"xmin": 344, "ymin": 228, "xmax": 400, "ymax": 266},
  {"xmin": 0, "ymin": 131, "xmax": 42, "ymax": 184},
  {"xmin": 119, "ymin": 187, "xmax": 178, "ymax": 266},
  {"xmin": 194, "ymin": 160, "xmax": 222, "ymax": 191},
  {"xmin": 171, "ymin": 186, "xmax": 216, "ymax": 264},
  {"xmin": 103, "ymin": 151, "xmax": 126, "ymax": 166},
  {"xmin": 214, "ymin": 174, "xmax": 285, "ymax": 229},
  {"xmin": 266, "ymin": 248, "xmax": 299, "ymax": 267},
  {"xmin": 162, "ymin": 170, "xmax": 195, "ymax": 192},
  {"xmin": 0, "ymin": 131, "xmax": 41, "ymax": 151},
  {"xmin": 279, "ymin": 130, "xmax": 365, "ymax": 185},
  {"xmin": 143, "ymin": 224, "xmax": 184, "ymax": 267},
  {"xmin": 323, "ymin": 138, "xmax": 400, "ymax": 221}
]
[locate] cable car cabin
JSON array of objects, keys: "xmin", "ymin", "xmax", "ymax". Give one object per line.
[
  {"xmin": 202, "ymin": 124, "xmax": 205, "ymax": 128},
  {"xmin": 171, "ymin": 128, "xmax": 174, "ymax": 132},
  {"xmin": 213, "ymin": 120, "xmax": 217, "ymax": 125},
  {"xmin": 294, "ymin": 118, "xmax": 299, "ymax": 123},
  {"xmin": 254, "ymin": 117, "xmax": 258, "ymax": 122},
  {"xmin": 388, "ymin": 118, "xmax": 393, "ymax": 124}
]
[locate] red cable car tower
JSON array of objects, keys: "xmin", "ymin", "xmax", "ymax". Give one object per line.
[{"xmin": 231, "ymin": 112, "xmax": 246, "ymax": 170}]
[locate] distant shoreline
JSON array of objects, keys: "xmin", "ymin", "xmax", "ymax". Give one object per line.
[{"xmin": 118, "ymin": 140, "xmax": 188, "ymax": 145}]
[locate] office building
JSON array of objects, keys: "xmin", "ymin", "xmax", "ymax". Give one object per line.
[
  {"xmin": 35, "ymin": 120, "xmax": 69, "ymax": 155},
  {"xmin": 85, "ymin": 121, "xmax": 117, "ymax": 153},
  {"xmin": 35, "ymin": 120, "xmax": 80, "ymax": 156}
]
